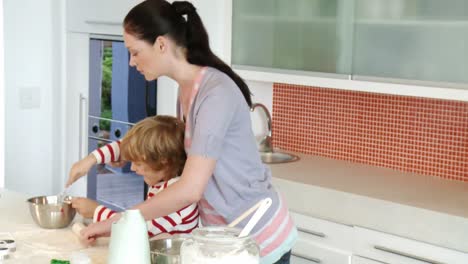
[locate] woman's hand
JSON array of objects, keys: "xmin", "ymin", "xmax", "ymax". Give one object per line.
[
  {"xmin": 71, "ymin": 197, "xmax": 99, "ymax": 219},
  {"xmin": 80, "ymin": 216, "xmax": 118, "ymax": 246},
  {"xmin": 66, "ymin": 154, "xmax": 97, "ymax": 187}
]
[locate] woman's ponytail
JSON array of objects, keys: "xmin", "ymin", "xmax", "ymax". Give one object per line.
[
  {"xmin": 172, "ymin": 1, "xmax": 252, "ymax": 107},
  {"xmin": 125, "ymin": 0, "xmax": 252, "ymax": 107}
]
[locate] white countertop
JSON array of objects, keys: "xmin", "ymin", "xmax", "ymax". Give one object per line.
[
  {"xmin": 270, "ymin": 153, "xmax": 468, "ymax": 253},
  {"xmin": 0, "ymin": 189, "xmax": 108, "ymax": 263},
  {"xmin": 2, "ymin": 154, "xmax": 467, "ymax": 260}
]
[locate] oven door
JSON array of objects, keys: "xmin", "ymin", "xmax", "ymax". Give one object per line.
[
  {"xmin": 87, "ymin": 37, "xmax": 156, "ymax": 210},
  {"xmin": 87, "ymin": 117, "xmax": 145, "ymax": 211}
]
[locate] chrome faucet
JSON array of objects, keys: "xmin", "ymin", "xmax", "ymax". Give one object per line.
[{"xmin": 250, "ymin": 103, "xmax": 273, "ymax": 153}]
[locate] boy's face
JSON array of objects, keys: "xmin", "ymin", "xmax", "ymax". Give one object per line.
[{"xmin": 130, "ymin": 161, "xmax": 165, "ymax": 186}]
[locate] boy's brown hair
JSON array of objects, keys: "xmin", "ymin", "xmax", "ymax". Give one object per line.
[{"xmin": 120, "ymin": 115, "xmax": 186, "ymax": 181}]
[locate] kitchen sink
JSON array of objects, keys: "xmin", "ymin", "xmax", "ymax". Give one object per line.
[
  {"xmin": 250, "ymin": 103, "xmax": 299, "ymax": 164},
  {"xmin": 260, "ymin": 151, "xmax": 299, "ymax": 164}
]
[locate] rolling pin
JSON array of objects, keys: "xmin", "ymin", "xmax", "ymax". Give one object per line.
[{"xmin": 72, "ymin": 222, "xmax": 86, "ymax": 239}]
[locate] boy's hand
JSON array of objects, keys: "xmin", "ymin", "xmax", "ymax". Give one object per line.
[
  {"xmin": 71, "ymin": 197, "xmax": 99, "ymax": 218},
  {"xmin": 80, "ymin": 216, "xmax": 117, "ymax": 246},
  {"xmin": 66, "ymin": 154, "xmax": 97, "ymax": 187},
  {"xmin": 108, "ymin": 160, "xmax": 128, "ymax": 168}
]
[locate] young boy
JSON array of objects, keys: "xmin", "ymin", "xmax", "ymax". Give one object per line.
[{"xmin": 70, "ymin": 115, "xmax": 198, "ymax": 238}]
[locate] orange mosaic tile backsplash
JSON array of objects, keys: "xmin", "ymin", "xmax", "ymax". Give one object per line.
[{"xmin": 272, "ymin": 83, "xmax": 468, "ymax": 182}]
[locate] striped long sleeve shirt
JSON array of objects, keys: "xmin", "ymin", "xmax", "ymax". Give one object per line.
[{"xmin": 91, "ymin": 142, "xmax": 199, "ymax": 237}]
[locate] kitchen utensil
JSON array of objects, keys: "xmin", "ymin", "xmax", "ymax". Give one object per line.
[
  {"xmin": 0, "ymin": 239, "xmax": 16, "ymax": 252},
  {"xmin": 228, "ymin": 198, "xmax": 269, "ymax": 228},
  {"xmin": 107, "ymin": 209, "xmax": 151, "ymax": 264},
  {"xmin": 0, "ymin": 246, "xmax": 10, "ymax": 260},
  {"xmin": 27, "ymin": 195, "xmax": 76, "ymax": 229},
  {"xmin": 57, "ymin": 186, "xmax": 71, "ymax": 204},
  {"xmin": 239, "ymin": 198, "xmax": 272, "ymax": 237},
  {"xmin": 149, "ymin": 236, "xmax": 187, "ymax": 264}
]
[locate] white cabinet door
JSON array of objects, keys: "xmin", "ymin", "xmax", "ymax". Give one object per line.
[
  {"xmin": 291, "ymin": 212, "xmax": 354, "ymax": 251},
  {"xmin": 291, "ymin": 254, "xmax": 320, "ymax": 264},
  {"xmin": 292, "ymin": 236, "xmax": 351, "ymax": 264},
  {"xmin": 353, "ymin": 227, "xmax": 468, "ymax": 264},
  {"xmin": 352, "ymin": 256, "xmax": 387, "ymax": 264},
  {"xmin": 66, "ymin": 0, "xmax": 140, "ymax": 35}
]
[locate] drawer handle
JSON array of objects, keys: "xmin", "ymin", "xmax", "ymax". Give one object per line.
[
  {"xmin": 374, "ymin": 245, "xmax": 446, "ymax": 264},
  {"xmin": 293, "ymin": 252, "xmax": 322, "ymax": 263},
  {"xmin": 85, "ymin": 20, "xmax": 122, "ymax": 26},
  {"xmin": 297, "ymin": 227, "xmax": 326, "ymax": 238}
]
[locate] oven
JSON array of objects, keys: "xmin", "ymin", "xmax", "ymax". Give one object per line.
[{"xmin": 86, "ymin": 36, "xmax": 157, "ymax": 210}]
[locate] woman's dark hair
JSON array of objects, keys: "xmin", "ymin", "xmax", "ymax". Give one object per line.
[{"xmin": 124, "ymin": 0, "xmax": 252, "ymax": 107}]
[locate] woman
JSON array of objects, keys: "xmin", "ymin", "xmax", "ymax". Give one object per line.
[{"xmin": 70, "ymin": 0, "xmax": 297, "ymax": 263}]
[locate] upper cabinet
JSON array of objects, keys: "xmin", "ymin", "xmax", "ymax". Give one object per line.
[
  {"xmin": 232, "ymin": 0, "xmax": 468, "ymax": 87},
  {"xmin": 232, "ymin": 0, "xmax": 348, "ymax": 75},
  {"xmin": 66, "ymin": 0, "xmax": 141, "ymax": 35},
  {"xmin": 353, "ymin": 0, "xmax": 468, "ymax": 85}
]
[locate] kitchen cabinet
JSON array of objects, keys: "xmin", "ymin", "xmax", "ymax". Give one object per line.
[
  {"xmin": 231, "ymin": 0, "xmax": 347, "ymax": 75},
  {"xmin": 66, "ymin": 0, "xmax": 138, "ymax": 35},
  {"xmin": 231, "ymin": 0, "xmax": 468, "ymax": 86},
  {"xmin": 288, "ymin": 211, "xmax": 468, "ymax": 264},
  {"xmin": 290, "ymin": 212, "xmax": 353, "ymax": 263},
  {"xmin": 292, "ymin": 238, "xmax": 352, "ymax": 264},
  {"xmin": 352, "ymin": 256, "xmax": 387, "ymax": 264},
  {"xmin": 352, "ymin": 0, "xmax": 468, "ymax": 84},
  {"xmin": 353, "ymin": 226, "xmax": 468, "ymax": 264},
  {"xmin": 291, "ymin": 212, "xmax": 353, "ymax": 251}
]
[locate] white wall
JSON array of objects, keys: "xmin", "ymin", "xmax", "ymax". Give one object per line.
[
  {"xmin": 4, "ymin": 0, "xmax": 64, "ymax": 195},
  {"xmin": 0, "ymin": 0, "xmax": 4, "ymax": 189},
  {"xmin": 248, "ymin": 81, "xmax": 273, "ymax": 141},
  {"xmin": 191, "ymin": 0, "xmax": 231, "ymax": 63}
]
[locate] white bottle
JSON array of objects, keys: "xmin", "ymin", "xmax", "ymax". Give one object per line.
[{"xmin": 107, "ymin": 209, "xmax": 150, "ymax": 264}]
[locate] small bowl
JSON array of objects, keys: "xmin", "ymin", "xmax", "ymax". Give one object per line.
[
  {"xmin": 150, "ymin": 236, "xmax": 186, "ymax": 264},
  {"xmin": 27, "ymin": 195, "xmax": 76, "ymax": 229}
]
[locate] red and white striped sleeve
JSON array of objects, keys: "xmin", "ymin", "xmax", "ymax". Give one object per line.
[
  {"xmin": 146, "ymin": 178, "xmax": 199, "ymax": 237},
  {"xmin": 91, "ymin": 140, "xmax": 121, "ymax": 164},
  {"xmin": 93, "ymin": 205, "xmax": 117, "ymax": 222}
]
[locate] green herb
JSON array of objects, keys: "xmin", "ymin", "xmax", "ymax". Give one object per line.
[{"xmin": 50, "ymin": 259, "xmax": 70, "ymax": 264}]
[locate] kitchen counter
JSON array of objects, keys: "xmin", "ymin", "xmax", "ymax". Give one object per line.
[
  {"xmin": 270, "ymin": 153, "xmax": 468, "ymax": 253},
  {"xmin": 0, "ymin": 189, "xmax": 107, "ymax": 263}
]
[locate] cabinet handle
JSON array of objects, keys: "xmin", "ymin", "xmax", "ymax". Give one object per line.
[
  {"xmin": 374, "ymin": 245, "xmax": 446, "ymax": 264},
  {"xmin": 292, "ymin": 252, "xmax": 321, "ymax": 263},
  {"xmin": 88, "ymin": 115, "xmax": 134, "ymax": 126},
  {"xmin": 297, "ymin": 227, "xmax": 326, "ymax": 238},
  {"xmin": 85, "ymin": 20, "xmax": 121, "ymax": 26},
  {"xmin": 88, "ymin": 136, "xmax": 113, "ymax": 143},
  {"xmin": 78, "ymin": 93, "xmax": 87, "ymax": 159}
]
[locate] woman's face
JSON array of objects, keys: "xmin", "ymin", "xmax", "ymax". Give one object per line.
[
  {"xmin": 124, "ymin": 31, "xmax": 162, "ymax": 81},
  {"xmin": 130, "ymin": 161, "xmax": 166, "ymax": 186}
]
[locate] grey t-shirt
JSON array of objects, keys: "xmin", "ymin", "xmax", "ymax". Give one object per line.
[{"xmin": 186, "ymin": 67, "xmax": 280, "ymax": 231}]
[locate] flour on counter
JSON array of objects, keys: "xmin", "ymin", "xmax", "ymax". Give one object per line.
[
  {"xmin": 181, "ymin": 247, "xmax": 259, "ymax": 264},
  {"xmin": 3, "ymin": 223, "xmax": 108, "ymax": 264}
]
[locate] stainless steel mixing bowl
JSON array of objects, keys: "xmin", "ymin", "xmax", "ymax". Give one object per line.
[
  {"xmin": 27, "ymin": 195, "xmax": 76, "ymax": 229},
  {"xmin": 150, "ymin": 236, "xmax": 186, "ymax": 264}
]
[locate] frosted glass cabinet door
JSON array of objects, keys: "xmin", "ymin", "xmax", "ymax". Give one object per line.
[
  {"xmin": 232, "ymin": 0, "xmax": 351, "ymax": 74},
  {"xmin": 353, "ymin": 0, "xmax": 468, "ymax": 84}
]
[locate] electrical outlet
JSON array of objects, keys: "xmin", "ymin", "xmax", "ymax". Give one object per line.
[{"xmin": 19, "ymin": 86, "xmax": 41, "ymax": 109}]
